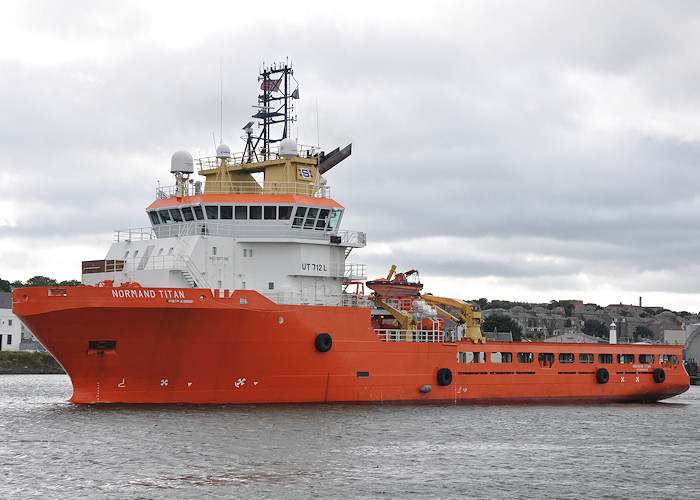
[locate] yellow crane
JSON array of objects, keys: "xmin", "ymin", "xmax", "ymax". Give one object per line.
[
  {"xmin": 420, "ymin": 295, "xmax": 485, "ymax": 343},
  {"xmin": 373, "ymin": 296, "xmax": 417, "ymax": 341}
]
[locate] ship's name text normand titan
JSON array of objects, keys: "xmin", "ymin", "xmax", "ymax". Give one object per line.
[{"xmin": 111, "ymin": 289, "xmax": 186, "ymax": 299}]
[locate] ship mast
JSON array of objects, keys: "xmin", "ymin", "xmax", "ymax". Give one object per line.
[{"xmin": 245, "ymin": 62, "xmax": 298, "ymax": 162}]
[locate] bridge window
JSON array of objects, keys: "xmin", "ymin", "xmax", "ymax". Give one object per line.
[
  {"xmin": 250, "ymin": 206, "xmax": 262, "ymax": 219},
  {"xmin": 149, "ymin": 211, "xmax": 160, "ymax": 225},
  {"xmin": 182, "ymin": 207, "xmax": 195, "ymax": 221},
  {"xmin": 158, "ymin": 210, "xmax": 172, "ymax": 224},
  {"xmin": 304, "ymin": 208, "xmax": 319, "ymax": 228},
  {"xmin": 598, "ymin": 354, "xmax": 613, "ymax": 364},
  {"xmin": 328, "ymin": 209, "xmax": 342, "ymax": 231},
  {"xmin": 235, "ymin": 206, "xmax": 247, "ymax": 219},
  {"xmin": 316, "ymin": 209, "xmax": 330, "ymax": 230},
  {"xmin": 220, "ymin": 205, "xmax": 233, "ymax": 219},
  {"xmin": 279, "ymin": 206, "xmax": 292, "ymax": 220},
  {"xmin": 170, "ymin": 208, "xmax": 183, "ymax": 222},
  {"xmin": 205, "ymin": 205, "xmax": 218, "ymax": 219},
  {"xmin": 264, "ymin": 206, "xmax": 276, "ymax": 220},
  {"xmin": 293, "ymin": 207, "xmax": 306, "ymax": 227},
  {"xmin": 193, "ymin": 206, "xmax": 205, "ymax": 220},
  {"xmin": 579, "ymin": 353, "xmax": 594, "ymax": 364}
]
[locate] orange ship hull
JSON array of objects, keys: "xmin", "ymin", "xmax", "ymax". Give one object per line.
[{"xmin": 13, "ymin": 286, "xmax": 689, "ymax": 404}]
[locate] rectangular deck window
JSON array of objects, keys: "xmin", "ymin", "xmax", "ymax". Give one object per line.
[
  {"xmin": 458, "ymin": 352, "xmax": 485, "ymax": 363},
  {"xmin": 598, "ymin": 354, "xmax": 613, "ymax": 364},
  {"xmin": 617, "ymin": 354, "xmax": 635, "ymax": 364},
  {"xmin": 559, "ymin": 353, "xmax": 575, "ymax": 364},
  {"xmin": 579, "ymin": 353, "xmax": 594, "ymax": 364},
  {"xmin": 538, "ymin": 352, "xmax": 555, "ymax": 367},
  {"xmin": 660, "ymin": 354, "xmax": 679, "ymax": 364},
  {"xmin": 639, "ymin": 354, "xmax": 654, "ymax": 364},
  {"xmin": 517, "ymin": 352, "xmax": 534, "ymax": 363},
  {"xmin": 490, "ymin": 352, "xmax": 513, "ymax": 363}
]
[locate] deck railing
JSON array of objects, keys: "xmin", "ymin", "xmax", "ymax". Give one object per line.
[
  {"xmin": 114, "ymin": 223, "xmax": 366, "ymax": 249},
  {"xmin": 157, "ymin": 180, "xmax": 331, "ymax": 199},
  {"xmin": 375, "ymin": 328, "xmax": 445, "ymax": 343}
]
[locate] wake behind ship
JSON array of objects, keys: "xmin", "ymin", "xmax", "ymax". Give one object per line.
[{"xmin": 13, "ymin": 63, "xmax": 689, "ymax": 404}]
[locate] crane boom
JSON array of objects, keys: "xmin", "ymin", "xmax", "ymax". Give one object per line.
[{"xmin": 420, "ymin": 295, "xmax": 485, "ymax": 343}]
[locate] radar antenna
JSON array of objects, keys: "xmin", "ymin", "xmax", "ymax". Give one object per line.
[{"xmin": 243, "ymin": 62, "xmax": 299, "ymax": 162}]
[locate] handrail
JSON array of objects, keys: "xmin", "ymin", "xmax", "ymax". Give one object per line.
[
  {"xmin": 156, "ymin": 180, "xmax": 331, "ymax": 199},
  {"xmin": 375, "ymin": 328, "xmax": 445, "ymax": 343},
  {"xmin": 115, "ymin": 223, "xmax": 366, "ymax": 248}
]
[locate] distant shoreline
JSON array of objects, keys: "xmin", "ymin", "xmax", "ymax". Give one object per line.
[{"xmin": 0, "ymin": 351, "xmax": 65, "ymax": 374}]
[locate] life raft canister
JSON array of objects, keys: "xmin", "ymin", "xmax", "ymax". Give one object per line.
[{"xmin": 315, "ymin": 333, "xmax": 333, "ymax": 352}]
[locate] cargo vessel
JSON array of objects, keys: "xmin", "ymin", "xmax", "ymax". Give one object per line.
[{"xmin": 12, "ymin": 63, "xmax": 689, "ymax": 404}]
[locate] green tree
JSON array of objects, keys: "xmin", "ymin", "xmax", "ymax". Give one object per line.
[
  {"xmin": 563, "ymin": 302, "xmax": 574, "ymax": 317},
  {"xmin": 0, "ymin": 278, "xmax": 11, "ymax": 292},
  {"xmin": 582, "ymin": 319, "xmax": 609, "ymax": 339},
  {"xmin": 25, "ymin": 276, "xmax": 58, "ymax": 287},
  {"xmin": 482, "ymin": 313, "xmax": 523, "ymax": 341},
  {"xmin": 475, "ymin": 298, "xmax": 488, "ymax": 310},
  {"xmin": 633, "ymin": 325, "xmax": 654, "ymax": 341},
  {"xmin": 59, "ymin": 279, "xmax": 81, "ymax": 287}
]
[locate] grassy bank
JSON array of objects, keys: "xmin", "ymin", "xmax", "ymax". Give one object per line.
[{"xmin": 0, "ymin": 351, "xmax": 65, "ymax": 374}]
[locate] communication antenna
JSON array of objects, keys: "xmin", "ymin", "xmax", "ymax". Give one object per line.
[
  {"xmin": 316, "ymin": 97, "xmax": 320, "ymax": 150},
  {"xmin": 219, "ymin": 58, "xmax": 223, "ymax": 143}
]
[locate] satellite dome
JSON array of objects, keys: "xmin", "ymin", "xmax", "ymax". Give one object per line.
[
  {"xmin": 279, "ymin": 138, "xmax": 298, "ymax": 159},
  {"xmin": 170, "ymin": 150, "xmax": 194, "ymax": 174},
  {"xmin": 216, "ymin": 143, "xmax": 231, "ymax": 159}
]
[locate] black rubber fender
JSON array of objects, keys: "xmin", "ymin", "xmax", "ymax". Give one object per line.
[
  {"xmin": 315, "ymin": 333, "xmax": 332, "ymax": 352},
  {"xmin": 653, "ymin": 368, "xmax": 666, "ymax": 384},
  {"xmin": 596, "ymin": 367, "xmax": 609, "ymax": 384},
  {"xmin": 437, "ymin": 368, "xmax": 452, "ymax": 386}
]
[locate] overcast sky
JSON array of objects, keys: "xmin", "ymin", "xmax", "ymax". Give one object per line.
[{"xmin": 2, "ymin": 0, "xmax": 700, "ymax": 311}]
